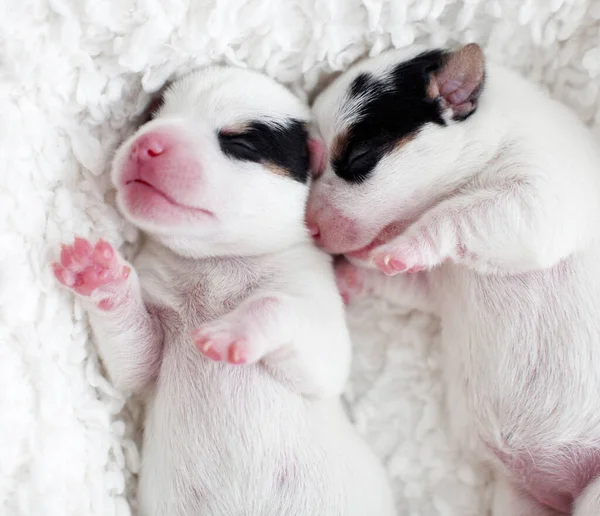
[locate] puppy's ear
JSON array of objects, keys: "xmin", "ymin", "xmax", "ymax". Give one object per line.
[{"xmin": 428, "ymin": 43, "xmax": 485, "ymax": 120}]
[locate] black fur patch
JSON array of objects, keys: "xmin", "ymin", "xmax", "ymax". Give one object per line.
[
  {"xmin": 218, "ymin": 119, "xmax": 310, "ymax": 183},
  {"xmin": 333, "ymin": 50, "xmax": 448, "ymax": 183}
]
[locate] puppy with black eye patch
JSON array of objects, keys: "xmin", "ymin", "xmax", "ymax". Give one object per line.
[
  {"xmin": 307, "ymin": 43, "xmax": 600, "ymax": 516},
  {"xmin": 51, "ymin": 66, "xmax": 395, "ymax": 516}
]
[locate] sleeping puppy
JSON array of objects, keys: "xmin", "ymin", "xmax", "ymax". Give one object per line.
[
  {"xmin": 52, "ymin": 66, "xmax": 395, "ymax": 516},
  {"xmin": 306, "ymin": 43, "xmax": 600, "ymax": 516}
]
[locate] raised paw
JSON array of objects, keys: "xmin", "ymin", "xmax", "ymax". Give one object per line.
[
  {"xmin": 192, "ymin": 321, "xmax": 259, "ymax": 365},
  {"xmin": 52, "ymin": 237, "xmax": 131, "ymax": 309},
  {"xmin": 335, "ymin": 259, "xmax": 368, "ymax": 305},
  {"xmin": 371, "ymin": 251, "xmax": 426, "ymax": 276},
  {"xmin": 369, "ymin": 237, "xmax": 433, "ymax": 276}
]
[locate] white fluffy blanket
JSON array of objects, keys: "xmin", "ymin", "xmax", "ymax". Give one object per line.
[{"xmin": 3, "ymin": 1, "xmax": 600, "ymax": 514}]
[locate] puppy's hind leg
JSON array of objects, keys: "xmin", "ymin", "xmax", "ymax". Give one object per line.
[
  {"xmin": 574, "ymin": 476, "xmax": 600, "ymax": 516},
  {"xmin": 492, "ymin": 478, "xmax": 560, "ymax": 516}
]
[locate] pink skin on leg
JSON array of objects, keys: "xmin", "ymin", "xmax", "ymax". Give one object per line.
[
  {"xmin": 492, "ymin": 445, "xmax": 600, "ymax": 515},
  {"xmin": 52, "ymin": 237, "xmax": 131, "ymax": 310}
]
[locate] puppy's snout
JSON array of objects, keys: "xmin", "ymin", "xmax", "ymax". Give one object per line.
[
  {"xmin": 119, "ymin": 129, "xmax": 203, "ymax": 209},
  {"xmin": 305, "ymin": 200, "xmax": 360, "ymax": 254},
  {"xmin": 130, "ymin": 133, "xmax": 168, "ymax": 161}
]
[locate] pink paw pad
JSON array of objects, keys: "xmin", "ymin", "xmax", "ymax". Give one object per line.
[
  {"xmin": 371, "ymin": 251, "xmax": 424, "ymax": 276},
  {"xmin": 52, "ymin": 237, "xmax": 130, "ymax": 308},
  {"xmin": 192, "ymin": 328, "xmax": 250, "ymax": 365}
]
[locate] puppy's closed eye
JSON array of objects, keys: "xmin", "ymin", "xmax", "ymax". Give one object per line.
[
  {"xmin": 334, "ymin": 145, "xmax": 382, "ymax": 184},
  {"xmin": 345, "ymin": 148, "xmax": 379, "ymax": 179},
  {"xmin": 218, "ymin": 133, "xmax": 260, "ymax": 161}
]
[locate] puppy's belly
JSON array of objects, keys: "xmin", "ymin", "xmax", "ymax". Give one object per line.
[
  {"xmin": 439, "ymin": 259, "xmax": 600, "ymax": 513},
  {"xmin": 138, "ymin": 346, "xmax": 347, "ymax": 516},
  {"xmin": 490, "ymin": 445, "xmax": 600, "ymax": 513}
]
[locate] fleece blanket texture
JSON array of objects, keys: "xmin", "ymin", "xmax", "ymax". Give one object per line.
[{"xmin": 3, "ymin": 0, "xmax": 600, "ymax": 514}]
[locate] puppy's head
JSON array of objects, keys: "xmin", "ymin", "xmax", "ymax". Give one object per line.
[
  {"xmin": 306, "ymin": 43, "xmax": 486, "ymax": 261},
  {"xmin": 112, "ymin": 66, "xmax": 315, "ymax": 258}
]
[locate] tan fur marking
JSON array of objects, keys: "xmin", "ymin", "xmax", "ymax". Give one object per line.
[
  {"xmin": 263, "ymin": 162, "xmax": 289, "ymax": 178},
  {"xmin": 331, "ymin": 131, "xmax": 349, "ymax": 162},
  {"xmin": 220, "ymin": 123, "xmax": 250, "ymax": 135},
  {"xmin": 395, "ymin": 133, "xmax": 416, "ymax": 151}
]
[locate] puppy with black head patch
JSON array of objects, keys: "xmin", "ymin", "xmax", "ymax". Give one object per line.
[
  {"xmin": 52, "ymin": 67, "xmax": 395, "ymax": 516},
  {"xmin": 307, "ymin": 43, "xmax": 600, "ymax": 516}
]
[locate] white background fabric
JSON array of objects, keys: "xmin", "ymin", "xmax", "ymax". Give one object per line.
[{"xmin": 2, "ymin": 1, "xmax": 600, "ymax": 514}]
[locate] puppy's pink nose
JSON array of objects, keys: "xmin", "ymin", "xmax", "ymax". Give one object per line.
[{"xmin": 130, "ymin": 133, "xmax": 167, "ymax": 161}]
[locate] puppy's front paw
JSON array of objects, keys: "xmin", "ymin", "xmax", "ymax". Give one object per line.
[
  {"xmin": 52, "ymin": 237, "xmax": 131, "ymax": 310},
  {"xmin": 371, "ymin": 245, "xmax": 427, "ymax": 276},
  {"xmin": 369, "ymin": 230, "xmax": 440, "ymax": 276},
  {"xmin": 192, "ymin": 321, "xmax": 257, "ymax": 365}
]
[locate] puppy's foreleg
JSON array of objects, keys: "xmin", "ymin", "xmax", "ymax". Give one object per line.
[
  {"xmin": 53, "ymin": 237, "xmax": 163, "ymax": 392},
  {"xmin": 575, "ymin": 476, "xmax": 600, "ymax": 516},
  {"xmin": 192, "ymin": 274, "xmax": 351, "ymax": 397},
  {"xmin": 369, "ymin": 178, "xmax": 577, "ymax": 276}
]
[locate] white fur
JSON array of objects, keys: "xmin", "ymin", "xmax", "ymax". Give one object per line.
[
  {"xmin": 56, "ymin": 67, "xmax": 395, "ymax": 516},
  {"xmin": 309, "ymin": 47, "xmax": 600, "ymax": 515},
  {"xmin": 11, "ymin": 2, "xmax": 600, "ymax": 515}
]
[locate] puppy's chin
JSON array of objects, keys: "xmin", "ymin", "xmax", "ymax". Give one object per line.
[{"xmin": 151, "ymin": 222, "xmax": 310, "ymax": 260}]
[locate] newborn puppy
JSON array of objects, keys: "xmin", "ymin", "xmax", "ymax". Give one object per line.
[
  {"xmin": 307, "ymin": 43, "xmax": 600, "ymax": 516},
  {"xmin": 52, "ymin": 67, "xmax": 395, "ymax": 516}
]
